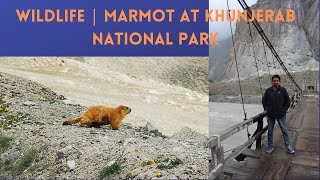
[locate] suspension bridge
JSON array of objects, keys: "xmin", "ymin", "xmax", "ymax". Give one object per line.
[{"xmin": 209, "ymin": 0, "xmax": 319, "ymax": 179}]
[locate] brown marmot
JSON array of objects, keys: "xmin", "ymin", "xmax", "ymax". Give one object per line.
[{"xmin": 62, "ymin": 105, "xmax": 132, "ymax": 130}]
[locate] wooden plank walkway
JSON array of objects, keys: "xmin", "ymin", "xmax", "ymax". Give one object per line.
[{"xmin": 220, "ymin": 95, "xmax": 319, "ymax": 180}]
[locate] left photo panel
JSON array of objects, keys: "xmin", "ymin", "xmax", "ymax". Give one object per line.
[{"xmin": 0, "ymin": 57, "xmax": 209, "ymax": 179}]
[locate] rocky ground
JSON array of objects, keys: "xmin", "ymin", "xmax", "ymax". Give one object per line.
[
  {"xmin": 0, "ymin": 72, "xmax": 208, "ymax": 179},
  {"xmin": 209, "ymin": 70, "xmax": 318, "ymax": 104},
  {"xmin": 0, "ymin": 57, "xmax": 208, "ymax": 136}
]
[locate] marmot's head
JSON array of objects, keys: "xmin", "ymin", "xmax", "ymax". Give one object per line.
[{"xmin": 118, "ymin": 105, "xmax": 132, "ymax": 116}]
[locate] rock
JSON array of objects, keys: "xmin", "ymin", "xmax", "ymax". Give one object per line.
[
  {"xmin": 167, "ymin": 138, "xmax": 179, "ymax": 145},
  {"xmin": 102, "ymin": 126, "xmax": 112, "ymax": 130},
  {"xmin": 167, "ymin": 175, "xmax": 178, "ymax": 179},
  {"xmin": 63, "ymin": 99, "xmax": 76, "ymax": 105},
  {"xmin": 144, "ymin": 123, "xmax": 166, "ymax": 138},
  {"xmin": 23, "ymin": 101, "xmax": 36, "ymax": 106},
  {"xmin": 57, "ymin": 145, "xmax": 73, "ymax": 159},
  {"xmin": 189, "ymin": 165, "xmax": 197, "ymax": 170},
  {"xmin": 67, "ymin": 160, "xmax": 76, "ymax": 171},
  {"xmin": 136, "ymin": 170, "xmax": 154, "ymax": 179},
  {"xmin": 107, "ymin": 160, "xmax": 115, "ymax": 166},
  {"xmin": 171, "ymin": 127, "xmax": 208, "ymax": 145},
  {"xmin": 58, "ymin": 95, "xmax": 65, "ymax": 100},
  {"xmin": 90, "ymin": 130, "xmax": 97, "ymax": 134},
  {"xmin": 145, "ymin": 122, "xmax": 157, "ymax": 131},
  {"xmin": 175, "ymin": 154, "xmax": 185, "ymax": 164},
  {"xmin": 123, "ymin": 138, "xmax": 137, "ymax": 146},
  {"xmin": 0, "ymin": 151, "xmax": 20, "ymax": 164},
  {"xmin": 128, "ymin": 164, "xmax": 162, "ymax": 178},
  {"xmin": 35, "ymin": 154, "xmax": 44, "ymax": 162}
]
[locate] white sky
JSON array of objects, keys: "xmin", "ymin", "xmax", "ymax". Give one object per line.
[{"xmin": 209, "ymin": 0, "xmax": 258, "ymax": 40}]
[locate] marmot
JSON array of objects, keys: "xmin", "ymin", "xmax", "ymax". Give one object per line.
[{"xmin": 63, "ymin": 105, "xmax": 132, "ymax": 130}]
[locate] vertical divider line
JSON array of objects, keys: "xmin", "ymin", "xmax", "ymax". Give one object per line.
[{"xmin": 93, "ymin": 9, "xmax": 96, "ymax": 26}]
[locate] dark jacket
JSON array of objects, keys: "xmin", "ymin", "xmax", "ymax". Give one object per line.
[{"xmin": 262, "ymin": 86, "xmax": 290, "ymax": 119}]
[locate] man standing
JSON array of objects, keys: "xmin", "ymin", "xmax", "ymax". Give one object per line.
[{"xmin": 262, "ymin": 75, "xmax": 295, "ymax": 154}]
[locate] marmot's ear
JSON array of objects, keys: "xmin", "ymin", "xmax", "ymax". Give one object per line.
[{"xmin": 121, "ymin": 106, "xmax": 128, "ymax": 110}]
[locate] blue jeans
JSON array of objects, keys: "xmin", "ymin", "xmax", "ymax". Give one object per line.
[{"xmin": 267, "ymin": 115, "xmax": 290, "ymax": 147}]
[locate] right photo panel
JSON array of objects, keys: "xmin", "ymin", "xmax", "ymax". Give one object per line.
[{"xmin": 209, "ymin": 0, "xmax": 319, "ymax": 179}]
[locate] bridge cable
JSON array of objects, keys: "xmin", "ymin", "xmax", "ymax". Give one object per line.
[
  {"xmin": 248, "ymin": 22, "xmax": 263, "ymax": 97},
  {"xmin": 227, "ymin": 0, "xmax": 247, "ymax": 121},
  {"xmin": 262, "ymin": 42, "xmax": 271, "ymax": 76},
  {"xmin": 236, "ymin": 0, "xmax": 302, "ymax": 92},
  {"xmin": 271, "ymin": 37, "xmax": 293, "ymax": 92},
  {"xmin": 227, "ymin": 0, "xmax": 251, "ymax": 140},
  {"xmin": 272, "ymin": 32, "xmax": 289, "ymax": 89},
  {"xmin": 274, "ymin": 34, "xmax": 293, "ymax": 91},
  {"xmin": 270, "ymin": 48, "xmax": 277, "ymax": 69}
]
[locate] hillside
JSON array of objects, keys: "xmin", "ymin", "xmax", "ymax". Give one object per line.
[
  {"xmin": 0, "ymin": 72, "xmax": 208, "ymax": 179},
  {"xmin": 0, "ymin": 57, "xmax": 208, "ymax": 136}
]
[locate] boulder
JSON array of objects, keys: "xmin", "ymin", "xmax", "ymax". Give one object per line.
[
  {"xmin": 57, "ymin": 145, "xmax": 73, "ymax": 159},
  {"xmin": 23, "ymin": 101, "xmax": 36, "ymax": 106},
  {"xmin": 0, "ymin": 151, "xmax": 20, "ymax": 164},
  {"xmin": 67, "ymin": 160, "xmax": 76, "ymax": 171},
  {"xmin": 145, "ymin": 122, "xmax": 157, "ymax": 131}
]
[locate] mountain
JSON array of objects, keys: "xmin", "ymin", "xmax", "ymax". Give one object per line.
[
  {"xmin": 212, "ymin": 0, "xmax": 319, "ymax": 81},
  {"xmin": 209, "ymin": 36, "xmax": 233, "ymax": 81}
]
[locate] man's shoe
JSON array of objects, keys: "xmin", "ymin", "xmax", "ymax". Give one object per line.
[
  {"xmin": 265, "ymin": 146, "xmax": 274, "ymax": 154},
  {"xmin": 287, "ymin": 145, "xmax": 295, "ymax": 154}
]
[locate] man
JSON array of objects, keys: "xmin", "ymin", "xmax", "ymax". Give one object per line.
[{"xmin": 262, "ymin": 75, "xmax": 295, "ymax": 154}]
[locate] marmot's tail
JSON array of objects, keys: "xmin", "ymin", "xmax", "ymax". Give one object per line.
[{"xmin": 63, "ymin": 116, "xmax": 82, "ymax": 125}]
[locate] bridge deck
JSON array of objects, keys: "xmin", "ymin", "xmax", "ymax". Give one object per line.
[{"xmin": 221, "ymin": 95, "xmax": 319, "ymax": 180}]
